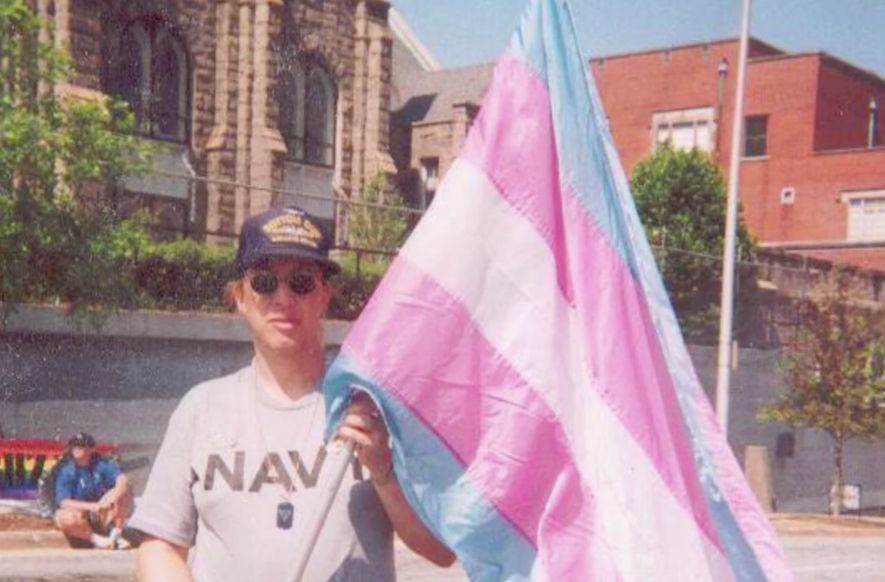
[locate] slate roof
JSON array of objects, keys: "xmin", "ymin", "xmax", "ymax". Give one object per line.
[{"xmin": 392, "ymin": 62, "xmax": 494, "ymax": 126}]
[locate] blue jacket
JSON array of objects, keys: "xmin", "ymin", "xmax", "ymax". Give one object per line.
[{"xmin": 53, "ymin": 456, "xmax": 121, "ymax": 504}]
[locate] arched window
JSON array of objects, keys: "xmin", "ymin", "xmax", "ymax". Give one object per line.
[
  {"xmin": 279, "ymin": 58, "xmax": 306, "ymax": 160},
  {"xmin": 277, "ymin": 4, "xmax": 336, "ymax": 167},
  {"xmin": 105, "ymin": 17, "xmax": 189, "ymax": 143},
  {"xmin": 304, "ymin": 66, "xmax": 335, "ymax": 166}
]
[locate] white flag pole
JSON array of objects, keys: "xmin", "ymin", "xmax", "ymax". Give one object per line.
[
  {"xmin": 285, "ymin": 440, "xmax": 355, "ymax": 582},
  {"xmin": 715, "ymin": 0, "xmax": 753, "ymax": 435}
]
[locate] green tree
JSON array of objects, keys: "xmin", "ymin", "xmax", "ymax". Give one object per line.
[
  {"xmin": 346, "ymin": 173, "xmax": 408, "ymax": 261},
  {"xmin": 0, "ymin": 0, "xmax": 151, "ymax": 321},
  {"xmin": 758, "ymin": 269, "xmax": 885, "ymax": 515},
  {"xmin": 630, "ymin": 143, "xmax": 755, "ymax": 340}
]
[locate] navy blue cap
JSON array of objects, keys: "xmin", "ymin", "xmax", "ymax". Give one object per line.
[
  {"xmin": 234, "ymin": 206, "xmax": 340, "ymax": 276},
  {"xmin": 68, "ymin": 432, "xmax": 96, "ymax": 447}
]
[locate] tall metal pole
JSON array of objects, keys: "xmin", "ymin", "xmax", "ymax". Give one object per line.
[
  {"xmin": 286, "ymin": 441, "xmax": 355, "ymax": 582},
  {"xmin": 715, "ymin": 0, "xmax": 753, "ymax": 434}
]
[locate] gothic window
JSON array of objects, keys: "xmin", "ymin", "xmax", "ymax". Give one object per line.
[
  {"xmin": 278, "ymin": 54, "xmax": 336, "ymax": 167},
  {"xmin": 279, "ymin": 58, "xmax": 306, "ymax": 161},
  {"xmin": 105, "ymin": 17, "xmax": 189, "ymax": 143},
  {"xmin": 273, "ymin": 0, "xmax": 337, "ymax": 167},
  {"xmin": 277, "ymin": 3, "xmax": 336, "ymax": 167},
  {"xmin": 304, "ymin": 66, "xmax": 335, "ymax": 166}
]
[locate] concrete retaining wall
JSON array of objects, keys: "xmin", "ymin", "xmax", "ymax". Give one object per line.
[
  {"xmin": 689, "ymin": 345, "xmax": 885, "ymax": 513},
  {"xmin": 0, "ymin": 305, "xmax": 348, "ymax": 493},
  {"xmin": 3, "ymin": 305, "xmax": 884, "ymax": 512}
]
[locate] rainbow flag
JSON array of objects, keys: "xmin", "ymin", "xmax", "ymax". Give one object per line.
[{"xmin": 325, "ymin": 0, "xmax": 792, "ymax": 579}]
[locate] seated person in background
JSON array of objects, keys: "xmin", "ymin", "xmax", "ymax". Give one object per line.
[{"xmin": 53, "ymin": 432, "xmax": 131, "ymax": 550}]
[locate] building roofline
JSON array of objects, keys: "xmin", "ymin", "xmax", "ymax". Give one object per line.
[
  {"xmin": 819, "ymin": 52, "xmax": 885, "ymax": 86},
  {"xmin": 589, "ymin": 36, "xmax": 784, "ymax": 63},
  {"xmin": 389, "ymin": 8, "xmax": 441, "ymax": 72},
  {"xmin": 747, "ymin": 50, "xmax": 885, "ymax": 85}
]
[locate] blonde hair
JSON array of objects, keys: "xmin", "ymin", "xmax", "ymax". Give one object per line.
[{"xmin": 224, "ymin": 279, "xmax": 246, "ymax": 311}]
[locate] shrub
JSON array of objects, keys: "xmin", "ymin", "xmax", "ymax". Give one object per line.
[{"xmin": 135, "ymin": 240, "xmax": 235, "ymax": 312}]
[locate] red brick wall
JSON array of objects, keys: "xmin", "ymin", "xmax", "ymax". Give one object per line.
[
  {"xmin": 591, "ymin": 39, "xmax": 783, "ymax": 177},
  {"xmin": 813, "ymin": 58, "xmax": 885, "ymax": 151},
  {"xmin": 592, "ymin": 42, "xmax": 885, "ymax": 270},
  {"xmin": 741, "ymin": 148, "xmax": 885, "ymax": 241}
]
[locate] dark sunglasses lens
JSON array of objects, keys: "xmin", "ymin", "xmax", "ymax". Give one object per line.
[
  {"xmin": 250, "ymin": 272, "xmax": 278, "ymax": 295},
  {"xmin": 287, "ymin": 272, "xmax": 317, "ymax": 295}
]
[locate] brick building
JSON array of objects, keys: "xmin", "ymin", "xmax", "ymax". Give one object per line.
[
  {"xmin": 42, "ymin": 0, "xmax": 400, "ymax": 242},
  {"xmin": 392, "ymin": 37, "xmax": 885, "ymax": 269}
]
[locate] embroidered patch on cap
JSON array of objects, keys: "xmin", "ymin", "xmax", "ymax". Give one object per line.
[{"xmin": 261, "ymin": 210, "xmax": 322, "ymax": 249}]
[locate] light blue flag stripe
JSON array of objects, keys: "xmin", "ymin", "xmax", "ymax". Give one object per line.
[{"xmin": 324, "ymin": 351, "xmax": 538, "ymax": 582}]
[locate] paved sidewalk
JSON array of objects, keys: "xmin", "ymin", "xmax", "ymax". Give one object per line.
[
  {"xmin": 0, "ymin": 538, "xmax": 468, "ymax": 582},
  {"xmin": 2, "ymin": 513, "xmax": 885, "ymax": 581}
]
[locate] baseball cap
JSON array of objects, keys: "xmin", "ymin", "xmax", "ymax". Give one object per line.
[
  {"xmin": 234, "ymin": 206, "xmax": 340, "ymax": 277},
  {"xmin": 68, "ymin": 432, "xmax": 96, "ymax": 447}
]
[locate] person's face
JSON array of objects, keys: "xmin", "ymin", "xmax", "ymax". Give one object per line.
[
  {"xmin": 71, "ymin": 445, "xmax": 92, "ymax": 466},
  {"xmin": 236, "ymin": 257, "xmax": 332, "ymax": 355}
]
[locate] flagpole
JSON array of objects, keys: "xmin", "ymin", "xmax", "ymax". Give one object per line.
[
  {"xmin": 286, "ymin": 440, "xmax": 355, "ymax": 582},
  {"xmin": 715, "ymin": 0, "xmax": 752, "ymax": 435}
]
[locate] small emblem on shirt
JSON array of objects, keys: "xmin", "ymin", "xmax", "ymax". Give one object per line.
[{"xmin": 276, "ymin": 502, "xmax": 295, "ymax": 530}]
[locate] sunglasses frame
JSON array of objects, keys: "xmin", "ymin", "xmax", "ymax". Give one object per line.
[{"xmin": 248, "ymin": 269, "xmax": 320, "ymax": 297}]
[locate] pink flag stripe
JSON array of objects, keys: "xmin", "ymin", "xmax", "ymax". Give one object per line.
[
  {"xmin": 397, "ymin": 159, "xmax": 730, "ymax": 577},
  {"xmin": 344, "ymin": 256, "xmax": 619, "ymax": 581},
  {"xmin": 458, "ymin": 56, "xmax": 722, "ymax": 550}
]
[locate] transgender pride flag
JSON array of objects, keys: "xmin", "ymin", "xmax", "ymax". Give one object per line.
[{"xmin": 325, "ymin": 0, "xmax": 792, "ymax": 580}]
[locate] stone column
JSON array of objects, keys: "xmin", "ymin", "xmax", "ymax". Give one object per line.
[
  {"xmin": 234, "ymin": 0, "xmax": 255, "ymax": 231},
  {"xmin": 351, "ymin": 0, "xmax": 395, "ymax": 196},
  {"xmin": 248, "ymin": 0, "xmax": 287, "ymax": 216},
  {"xmin": 51, "ymin": 0, "xmax": 103, "ymax": 101},
  {"xmin": 205, "ymin": 0, "xmax": 238, "ymax": 241}
]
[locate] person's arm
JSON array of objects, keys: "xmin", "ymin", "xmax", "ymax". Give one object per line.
[
  {"xmin": 337, "ymin": 394, "xmax": 456, "ymax": 568},
  {"xmin": 137, "ymin": 536, "xmax": 192, "ymax": 582},
  {"xmin": 99, "ymin": 471, "xmax": 129, "ymax": 507},
  {"xmin": 58, "ymin": 498, "xmax": 100, "ymax": 512},
  {"xmin": 129, "ymin": 389, "xmax": 200, "ymax": 577}
]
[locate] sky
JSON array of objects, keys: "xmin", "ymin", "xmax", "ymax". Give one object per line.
[{"xmin": 391, "ymin": 0, "xmax": 885, "ymax": 78}]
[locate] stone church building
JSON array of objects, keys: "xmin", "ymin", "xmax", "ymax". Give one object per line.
[{"xmin": 40, "ymin": 0, "xmax": 422, "ymax": 243}]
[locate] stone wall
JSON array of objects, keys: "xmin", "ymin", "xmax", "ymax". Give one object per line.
[{"xmin": 54, "ymin": 0, "xmax": 397, "ymax": 242}]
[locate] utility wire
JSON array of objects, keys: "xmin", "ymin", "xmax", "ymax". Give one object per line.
[
  {"xmin": 154, "ymin": 170, "xmax": 830, "ymax": 274},
  {"xmin": 154, "ymin": 169, "xmax": 426, "ymax": 216}
]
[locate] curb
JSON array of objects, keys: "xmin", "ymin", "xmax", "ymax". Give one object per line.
[{"xmin": 0, "ymin": 529, "xmax": 69, "ymax": 551}]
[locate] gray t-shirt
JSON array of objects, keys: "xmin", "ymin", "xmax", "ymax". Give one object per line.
[{"xmin": 130, "ymin": 364, "xmax": 394, "ymax": 582}]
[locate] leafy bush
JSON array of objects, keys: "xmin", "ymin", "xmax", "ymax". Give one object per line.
[
  {"xmin": 0, "ymin": 0, "xmax": 151, "ymax": 323},
  {"xmin": 135, "ymin": 240, "xmax": 235, "ymax": 312},
  {"xmin": 327, "ymin": 251, "xmax": 389, "ymax": 320},
  {"xmin": 631, "ymin": 143, "xmax": 756, "ymax": 341}
]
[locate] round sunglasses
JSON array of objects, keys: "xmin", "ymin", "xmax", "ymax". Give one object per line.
[{"xmin": 248, "ymin": 270, "xmax": 318, "ymax": 296}]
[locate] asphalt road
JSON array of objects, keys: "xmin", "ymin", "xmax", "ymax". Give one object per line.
[{"xmin": 0, "ymin": 536, "xmax": 883, "ymax": 581}]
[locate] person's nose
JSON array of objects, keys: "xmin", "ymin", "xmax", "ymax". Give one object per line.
[{"xmin": 269, "ymin": 277, "xmax": 303, "ymax": 307}]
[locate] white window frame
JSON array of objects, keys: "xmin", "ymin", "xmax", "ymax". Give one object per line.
[
  {"xmin": 419, "ymin": 157, "xmax": 439, "ymax": 209},
  {"xmin": 841, "ymin": 189, "xmax": 885, "ymax": 242},
  {"xmin": 651, "ymin": 107, "xmax": 716, "ymax": 153}
]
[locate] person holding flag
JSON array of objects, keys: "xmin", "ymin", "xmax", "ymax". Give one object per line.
[{"xmin": 130, "ymin": 206, "xmax": 453, "ymax": 581}]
